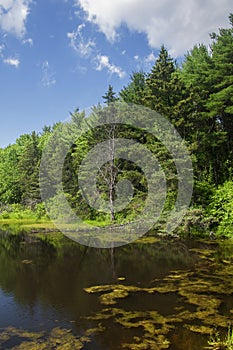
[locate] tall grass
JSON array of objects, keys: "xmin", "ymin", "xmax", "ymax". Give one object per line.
[{"xmin": 207, "ymin": 325, "xmax": 233, "ymax": 350}]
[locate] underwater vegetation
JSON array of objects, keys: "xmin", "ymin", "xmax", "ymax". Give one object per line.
[
  {"xmin": 84, "ymin": 245, "xmax": 233, "ymax": 349},
  {"xmin": 0, "ymin": 324, "xmax": 106, "ymax": 350},
  {"xmin": 0, "ymin": 241, "xmax": 232, "ymax": 349}
]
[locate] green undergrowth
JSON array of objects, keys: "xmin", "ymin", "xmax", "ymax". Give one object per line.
[
  {"xmin": 0, "ymin": 204, "xmax": 54, "ymax": 233},
  {"xmin": 0, "ymin": 201, "xmax": 232, "ymax": 242},
  {"xmin": 0, "ymin": 220, "xmax": 56, "ymax": 237}
]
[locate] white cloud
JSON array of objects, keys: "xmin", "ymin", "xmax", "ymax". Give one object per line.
[
  {"xmin": 22, "ymin": 37, "xmax": 33, "ymax": 45},
  {"xmin": 75, "ymin": 0, "xmax": 232, "ymax": 56},
  {"xmin": 132, "ymin": 52, "xmax": 157, "ymax": 71},
  {"xmin": 67, "ymin": 23, "xmax": 95, "ymax": 57},
  {"xmin": 41, "ymin": 61, "xmax": 56, "ymax": 87},
  {"xmin": 67, "ymin": 22, "xmax": 125, "ymax": 78},
  {"xmin": 3, "ymin": 56, "xmax": 20, "ymax": 67},
  {"xmin": 96, "ymin": 54, "xmax": 125, "ymax": 78},
  {"xmin": 0, "ymin": 0, "xmax": 31, "ymax": 37},
  {"xmin": 145, "ymin": 52, "xmax": 156, "ymax": 63}
]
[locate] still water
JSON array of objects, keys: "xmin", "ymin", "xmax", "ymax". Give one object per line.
[{"xmin": 0, "ymin": 228, "xmax": 232, "ymax": 349}]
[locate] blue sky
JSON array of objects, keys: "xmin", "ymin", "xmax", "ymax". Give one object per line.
[{"xmin": 0, "ymin": 0, "xmax": 232, "ymax": 148}]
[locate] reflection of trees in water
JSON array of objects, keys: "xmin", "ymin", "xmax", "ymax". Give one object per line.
[
  {"xmin": 0, "ymin": 229, "xmax": 232, "ymax": 350},
  {"xmin": 0, "ymin": 231, "xmax": 227, "ymax": 325},
  {"xmin": 0, "ymin": 230, "xmax": 24, "ymax": 257},
  {"xmin": 0, "ymin": 229, "xmax": 57, "ymax": 258}
]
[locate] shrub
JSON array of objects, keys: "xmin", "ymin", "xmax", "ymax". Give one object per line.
[{"xmin": 208, "ymin": 181, "xmax": 233, "ymax": 238}]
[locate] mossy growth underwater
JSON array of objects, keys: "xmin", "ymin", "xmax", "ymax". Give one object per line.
[
  {"xmin": 0, "ymin": 241, "xmax": 232, "ymax": 349},
  {"xmin": 83, "ymin": 244, "xmax": 233, "ymax": 349},
  {"xmin": 0, "ymin": 324, "xmax": 105, "ymax": 350}
]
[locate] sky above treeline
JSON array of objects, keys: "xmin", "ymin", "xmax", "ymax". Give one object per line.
[{"xmin": 0, "ymin": 0, "xmax": 232, "ymax": 147}]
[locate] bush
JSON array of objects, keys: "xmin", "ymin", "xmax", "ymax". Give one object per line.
[
  {"xmin": 175, "ymin": 207, "xmax": 211, "ymax": 237},
  {"xmin": 35, "ymin": 203, "xmax": 47, "ymax": 219},
  {"xmin": 1, "ymin": 211, "xmax": 10, "ymax": 219},
  {"xmin": 208, "ymin": 181, "xmax": 233, "ymax": 238}
]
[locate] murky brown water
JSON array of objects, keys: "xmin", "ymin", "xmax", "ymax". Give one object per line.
[{"xmin": 0, "ymin": 228, "xmax": 232, "ymax": 349}]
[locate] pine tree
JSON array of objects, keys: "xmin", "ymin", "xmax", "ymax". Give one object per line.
[
  {"xmin": 180, "ymin": 42, "xmax": 228, "ymax": 184},
  {"xmin": 206, "ymin": 13, "xmax": 233, "ymax": 180},
  {"xmin": 144, "ymin": 45, "xmax": 176, "ymax": 114},
  {"xmin": 143, "ymin": 46, "xmax": 194, "ymax": 139},
  {"xmin": 0, "ymin": 145, "xmax": 21, "ymax": 204},
  {"xmin": 102, "ymin": 85, "xmax": 117, "ymax": 105},
  {"xmin": 120, "ymin": 71, "xmax": 146, "ymax": 105},
  {"xmin": 17, "ymin": 132, "xmax": 41, "ymax": 208}
]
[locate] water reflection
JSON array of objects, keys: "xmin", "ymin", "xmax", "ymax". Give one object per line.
[{"xmin": 0, "ymin": 229, "xmax": 232, "ymax": 349}]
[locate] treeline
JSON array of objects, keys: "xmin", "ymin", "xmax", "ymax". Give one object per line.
[{"xmin": 0, "ymin": 14, "xmax": 232, "ymax": 237}]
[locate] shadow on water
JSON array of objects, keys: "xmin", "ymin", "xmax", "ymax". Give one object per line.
[{"xmin": 0, "ymin": 227, "xmax": 232, "ymax": 349}]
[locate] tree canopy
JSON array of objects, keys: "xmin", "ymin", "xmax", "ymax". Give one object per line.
[{"xmin": 0, "ymin": 13, "xmax": 232, "ymax": 237}]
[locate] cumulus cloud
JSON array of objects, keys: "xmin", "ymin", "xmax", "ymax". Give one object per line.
[
  {"xmin": 3, "ymin": 57, "xmax": 20, "ymax": 67},
  {"xmin": 75, "ymin": 0, "xmax": 232, "ymax": 56},
  {"xmin": 41, "ymin": 61, "xmax": 56, "ymax": 87},
  {"xmin": 96, "ymin": 54, "xmax": 125, "ymax": 78},
  {"xmin": 0, "ymin": 0, "xmax": 31, "ymax": 37},
  {"xmin": 67, "ymin": 23, "xmax": 95, "ymax": 57}
]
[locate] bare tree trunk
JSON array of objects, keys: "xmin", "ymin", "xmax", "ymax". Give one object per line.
[
  {"xmin": 109, "ymin": 184, "xmax": 115, "ymax": 221},
  {"xmin": 108, "ymin": 124, "xmax": 117, "ymax": 221}
]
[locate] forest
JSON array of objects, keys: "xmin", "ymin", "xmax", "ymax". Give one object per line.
[{"xmin": 0, "ymin": 14, "xmax": 232, "ymax": 239}]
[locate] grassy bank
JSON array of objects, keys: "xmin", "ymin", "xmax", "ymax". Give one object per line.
[
  {"xmin": 0, "ymin": 203, "xmax": 232, "ymax": 241},
  {"xmin": 0, "ymin": 204, "xmax": 55, "ymax": 232}
]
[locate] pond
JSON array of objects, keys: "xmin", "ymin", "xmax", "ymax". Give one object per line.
[{"xmin": 0, "ymin": 228, "xmax": 232, "ymax": 349}]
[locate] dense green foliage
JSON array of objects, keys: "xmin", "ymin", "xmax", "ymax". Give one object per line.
[
  {"xmin": 0, "ymin": 14, "xmax": 232, "ymax": 237},
  {"xmin": 208, "ymin": 181, "xmax": 233, "ymax": 237}
]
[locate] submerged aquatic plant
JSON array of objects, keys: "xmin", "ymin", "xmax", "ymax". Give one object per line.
[
  {"xmin": 83, "ymin": 244, "xmax": 233, "ymax": 349},
  {"xmin": 0, "ymin": 327, "xmax": 85, "ymax": 349},
  {"xmin": 84, "ymin": 282, "xmax": 178, "ymax": 305},
  {"xmin": 0, "ymin": 325, "xmax": 106, "ymax": 349},
  {"xmin": 87, "ymin": 307, "xmax": 171, "ymax": 350}
]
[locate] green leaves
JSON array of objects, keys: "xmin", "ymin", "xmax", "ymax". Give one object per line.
[{"xmin": 208, "ymin": 181, "xmax": 233, "ymax": 237}]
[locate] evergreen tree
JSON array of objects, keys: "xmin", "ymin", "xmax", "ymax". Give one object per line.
[
  {"xmin": 144, "ymin": 45, "xmax": 176, "ymax": 114},
  {"xmin": 206, "ymin": 13, "xmax": 233, "ymax": 179},
  {"xmin": 142, "ymin": 46, "xmax": 194, "ymax": 139},
  {"xmin": 120, "ymin": 71, "xmax": 146, "ymax": 105},
  {"xmin": 102, "ymin": 85, "xmax": 118, "ymax": 105},
  {"xmin": 0, "ymin": 145, "xmax": 21, "ymax": 204},
  {"xmin": 17, "ymin": 132, "xmax": 41, "ymax": 208},
  {"xmin": 180, "ymin": 42, "xmax": 228, "ymax": 184}
]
